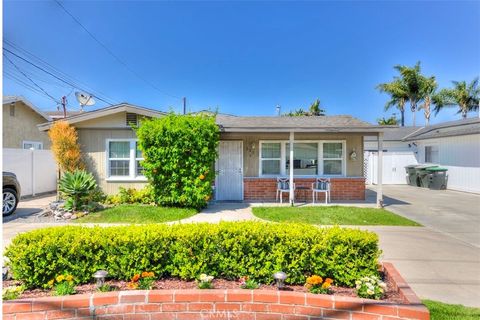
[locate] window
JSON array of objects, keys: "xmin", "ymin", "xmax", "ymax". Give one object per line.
[
  {"xmin": 10, "ymin": 104, "xmax": 15, "ymax": 117},
  {"xmin": 22, "ymin": 141, "xmax": 43, "ymax": 150},
  {"xmin": 107, "ymin": 139, "xmax": 145, "ymax": 180},
  {"xmin": 425, "ymin": 145, "xmax": 439, "ymax": 163},
  {"xmin": 286, "ymin": 143, "xmax": 318, "ymax": 175},
  {"xmin": 259, "ymin": 140, "xmax": 345, "ymax": 176},
  {"xmin": 260, "ymin": 142, "xmax": 281, "ymax": 175}
]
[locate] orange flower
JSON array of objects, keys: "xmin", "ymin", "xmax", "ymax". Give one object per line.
[
  {"xmin": 127, "ymin": 282, "xmax": 138, "ymax": 290},
  {"xmin": 132, "ymin": 274, "xmax": 140, "ymax": 282},
  {"xmin": 141, "ymin": 272, "xmax": 149, "ymax": 278},
  {"xmin": 325, "ymin": 278, "xmax": 333, "ymax": 284},
  {"xmin": 199, "ymin": 174, "xmax": 205, "ymax": 180},
  {"xmin": 322, "ymin": 282, "xmax": 331, "ymax": 289},
  {"xmin": 306, "ymin": 275, "xmax": 323, "ymax": 285},
  {"xmin": 148, "ymin": 272, "xmax": 155, "ymax": 278}
]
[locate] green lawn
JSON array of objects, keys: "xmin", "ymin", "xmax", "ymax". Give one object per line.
[
  {"xmin": 252, "ymin": 205, "xmax": 421, "ymax": 226},
  {"xmin": 74, "ymin": 205, "xmax": 197, "ymax": 223},
  {"xmin": 424, "ymin": 300, "xmax": 480, "ymax": 320}
]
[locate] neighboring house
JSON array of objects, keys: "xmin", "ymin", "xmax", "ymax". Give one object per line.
[
  {"xmin": 404, "ymin": 118, "xmax": 480, "ymax": 194},
  {"xmin": 39, "ymin": 103, "xmax": 386, "ymax": 203},
  {"xmin": 364, "ymin": 127, "xmax": 420, "ymax": 185},
  {"xmin": 2, "ymin": 96, "xmax": 51, "ymax": 149},
  {"xmin": 45, "ymin": 110, "xmax": 82, "ymax": 120}
]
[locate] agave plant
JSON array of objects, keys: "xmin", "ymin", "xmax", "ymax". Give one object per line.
[{"xmin": 59, "ymin": 170, "xmax": 97, "ymax": 211}]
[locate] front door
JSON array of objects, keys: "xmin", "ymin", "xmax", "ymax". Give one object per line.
[{"xmin": 216, "ymin": 141, "xmax": 243, "ymax": 200}]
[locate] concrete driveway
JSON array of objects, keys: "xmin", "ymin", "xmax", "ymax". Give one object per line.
[{"xmin": 368, "ymin": 185, "xmax": 480, "ymax": 307}]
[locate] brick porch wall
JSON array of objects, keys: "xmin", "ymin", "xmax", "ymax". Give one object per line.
[{"xmin": 244, "ymin": 177, "xmax": 366, "ymax": 201}]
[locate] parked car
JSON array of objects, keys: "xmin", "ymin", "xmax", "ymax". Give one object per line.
[{"xmin": 3, "ymin": 172, "xmax": 21, "ymax": 216}]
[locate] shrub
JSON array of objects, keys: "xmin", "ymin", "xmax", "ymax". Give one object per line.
[
  {"xmin": 48, "ymin": 121, "xmax": 84, "ymax": 173},
  {"xmin": 5, "ymin": 222, "xmax": 380, "ymax": 288},
  {"xmin": 136, "ymin": 113, "xmax": 219, "ymax": 209},
  {"xmin": 105, "ymin": 186, "xmax": 155, "ymax": 205},
  {"xmin": 58, "ymin": 170, "xmax": 98, "ymax": 211},
  {"xmin": 355, "ymin": 275, "xmax": 386, "ymax": 300},
  {"xmin": 2, "ymin": 286, "xmax": 24, "ymax": 300}
]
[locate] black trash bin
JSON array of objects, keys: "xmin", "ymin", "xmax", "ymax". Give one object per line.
[{"xmin": 426, "ymin": 167, "xmax": 448, "ymax": 190}]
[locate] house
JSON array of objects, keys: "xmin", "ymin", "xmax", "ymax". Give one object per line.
[
  {"xmin": 38, "ymin": 103, "xmax": 387, "ymax": 203},
  {"xmin": 45, "ymin": 110, "xmax": 82, "ymax": 120},
  {"xmin": 3, "ymin": 96, "xmax": 51, "ymax": 149},
  {"xmin": 404, "ymin": 118, "xmax": 480, "ymax": 194}
]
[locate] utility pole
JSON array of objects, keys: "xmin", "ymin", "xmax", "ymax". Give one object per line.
[
  {"xmin": 183, "ymin": 97, "xmax": 187, "ymax": 115},
  {"xmin": 61, "ymin": 96, "xmax": 67, "ymax": 118}
]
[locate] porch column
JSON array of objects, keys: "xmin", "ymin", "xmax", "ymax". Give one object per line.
[
  {"xmin": 289, "ymin": 131, "xmax": 294, "ymax": 205},
  {"xmin": 376, "ymin": 132, "xmax": 384, "ymax": 208}
]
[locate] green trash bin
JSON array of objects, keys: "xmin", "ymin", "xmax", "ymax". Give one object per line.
[
  {"xmin": 405, "ymin": 165, "xmax": 418, "ymax": 186},
  {"xmin": 415, "ymin": 165, "xmax": 438, "ymax": 188},
  {"xmin": 427, "ymin": 167, "xmax": 448, "ymax": 190}
]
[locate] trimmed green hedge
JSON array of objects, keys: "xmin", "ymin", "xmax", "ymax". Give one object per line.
[{"xmin": 5, "ymin": 222, "xmax": 380, "ymax": 288}]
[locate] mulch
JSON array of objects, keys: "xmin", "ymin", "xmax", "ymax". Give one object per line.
[{"xmin": 3, "ymin": 277, "xmax": 404, "ymax": 303}]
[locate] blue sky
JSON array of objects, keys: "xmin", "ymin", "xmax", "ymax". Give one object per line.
[{"xmin": 3, "ymin": 1, "xmax": 480, "ymax": 125}]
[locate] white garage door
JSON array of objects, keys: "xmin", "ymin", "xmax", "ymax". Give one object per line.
[{"xmin": 365, "ymin": 151, "xmax": 418, "ymax": 185}]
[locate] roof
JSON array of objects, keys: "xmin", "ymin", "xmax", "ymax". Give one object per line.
[
  {"xmin": 364, "ymin": 126, "xmax": 421, "ymax": 141},
  {"xmin": 3, "ymin": 95, "xmax": 50, "ymax": 121},
  {"xmin": 45, "ymin": 110, "xmax": 83, "ymax": 119},
  {"xmin": 215, "ymin": 114, "xmax": 387, "ymax": 133},
  {"xmin": 38, "ymin": 103, "xmax": 166, "ymax": 131},
  {"xmin": 403, "ymin": 118, "xmax": 480, "ymax": 141}
]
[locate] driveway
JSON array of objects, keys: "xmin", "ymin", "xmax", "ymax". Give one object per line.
[{"xmin": 367, "ymin": 185, "xmax": 480, "ymax": 307}]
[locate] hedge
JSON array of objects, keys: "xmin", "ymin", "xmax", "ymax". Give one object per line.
[{"xmin": 5, "ymin": 222, "xmax": 380, "ymax": 288}]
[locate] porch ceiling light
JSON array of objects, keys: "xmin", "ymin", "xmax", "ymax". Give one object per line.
[
  {"xmin": 273, "ymin": 271, "xmax": 287, "ymax": 290},
  {"xmin": 93, "ymin": 270, "xmax": 108, "ymax": 288}
]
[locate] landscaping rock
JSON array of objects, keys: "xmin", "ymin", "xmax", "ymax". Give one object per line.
[
  {"xmin": 70, "ymin": 214, "xmax": 77, "ymax": 220},
  {"xmin": 63, "ymin": 212, "xmax": 72, "ymax": 219}
]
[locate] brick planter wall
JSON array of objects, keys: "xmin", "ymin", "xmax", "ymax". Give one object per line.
[
  {"xmin": 3, "ymin": 263, "xmax": 429, "ymax": 320},
  {"xmin": 244, "ymin": 177, "xmax": 366, "ymax": 201}
]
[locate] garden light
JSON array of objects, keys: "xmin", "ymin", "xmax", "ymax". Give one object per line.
[
  {"xmin": 93, "ymin": 270, "xmax": 108, "ymax": 288},
  {"xmin": 273, "ymin": 271, "xmax": 287, "ymax": 290}
]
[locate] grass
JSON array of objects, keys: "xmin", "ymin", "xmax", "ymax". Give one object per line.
[
  {"xmin": 252, "ymin": 205, "xmax": 421, "ymax": 226},
  {"xmin": 423, "ymin": 300, "xmax": 480, "ymax": 320},
  {"xmin": 74, "ymin": 204, "xmax": 197, "ymax": 223}
]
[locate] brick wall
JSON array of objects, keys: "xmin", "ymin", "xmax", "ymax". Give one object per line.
[
  {"xmin": 244, "ymin": 177, "xmax": 366, "ymax": 201},
  {"xmin": 3, "ymin": 264, "xmax": 429, "ymax": 320}
]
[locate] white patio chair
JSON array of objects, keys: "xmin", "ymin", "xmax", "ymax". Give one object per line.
[
  {"xmin": 276, "ymin": 178, "xmax": 295, "ymax": 203},
  {"xmin": 312, "ymin": 178, "xmax": 330, "ymax": 204}
]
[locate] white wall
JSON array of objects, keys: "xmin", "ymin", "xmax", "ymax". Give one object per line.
[
  {"xmin": 3, "ymin": 148, "xmax": 57, "ymax": 197},
  {"xmin": 364, "ymin": 140, "xmax": 413, "ymax": 152},
  {"xmin": 365, "ymin": 151, "xmax": 418, "ymax": 185},
  {"xmin": 415, "ymin": 134, "xmax": 480, "ymax": 194}
]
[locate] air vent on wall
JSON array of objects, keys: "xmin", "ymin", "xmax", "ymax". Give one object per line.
[{"xmin": 126, "ymin": 113, "xmax": 138, "ymax": 127}]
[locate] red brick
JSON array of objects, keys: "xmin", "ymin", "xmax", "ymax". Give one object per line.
[
  {"xmin": 162, "ymin": 303, "xmax": 188, "ymax": 312},
  {"xmin": 148, "ymin": 290, "xmax": 174, "ymax": 303},
  {"xmin": 334, "ymin": 296, "xmax": 364, "ymax": 311},
  {"xmin": 30, "ymin": 297, "xmax": 63, "ymax": 312},
  {"xmin": 351, "ymin": 312, "xmax": 382, "ymax": 320},
  {"xmin": 283, "ymin": 315, "xmax": 309, "ymax": 320},
  {"xmin": 279, "ymin": 292, "xmax": 306, "ymax": 305},
  {"xmin": 177, "ymin": 313, "xmax": 208, "ymax": 320},
  {"xmin": 188, "ymin": 302, "xmax": 214, "ymax": 311},
  {"xmin": 363, "ymin": 304, "xmax": 397, "ymax": 316},
  {"xmin": 175, "ymin": 290, "xmax": 201, "ymax": 302},
  {"xmin": 199, "ymin": 290, "xmax": 226, "ymax": 302},
  {"xmin": 150, "ymin": 312, "xmax": 176, "ymax": 320},
  {"xmin": 227, "ymin": 290, "xmax": 253, "ymax": 302},
  {"xmin": 46, "ymin": 309, "xmax": 76, "ymax": 319},
  {"xmin": 306, "ymin": 294, "xmax": 333, "ymax": 308},
  {"xmin": 120, "ymin": 291, "xmax": 147, "ymax": 303},
  {"xmin": 2, "ymin": 315, "xmax": 15, "ymax": 320},
  {"xmin": 96, "ymin": 316, "xmax": 124, "ymax": 320},
  {"xmin": 95, "ymin": 304, "xmax": 135, "ymax": 315},
  {"xmin": 242, "ymin": 303, "xmax": 268, "ymax": 312},
  {"xmin": 216, "ymin": 302, "xmax": 241, "ymax": 311},
  {"xmin": 124, "ymin": 314, "xmax": 150, "ymax": 320},
  {"xmin": 16, "ymin": 312, "xmax": 46, "ymax": 320},
  {"xmin": 294, "ymin": 306, "xmax": 324, "ymax": 317},
  {"xmin": 398, "ymin": 305, "xmax": 430, "ymax": 320},
  {"xmin": 321, "ymin": 309, "xmax": 351, "ymax": 319},
  {"xmin": 77, "ymin": 308, "xmax": 92, "ymax": 317},
  {"xmin": 256, "ymin": 312, "xmax": 281, "ymax": 320},
  {"xmin": 269, "ymin": 303, "xmax": 296, "ymax": 314},
  {"xmin": 134, "ymin": 303, "xmax": 162, "ymax": 313},
  {"xmin": 253, "ymin": 291, "xmax": 278, "ymax": 303},
  {"xmin": 62, "ymin": 295, "xmax": 90, "ymax": 309},
  {"xmin": 3, "ymin": 301, "xmax": 32, "ymax": 313},
  {"xmin": 93, "ymin": 292, "xmax": 119, "ymax": 306}
]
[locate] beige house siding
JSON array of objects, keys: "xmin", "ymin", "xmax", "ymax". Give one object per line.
[
  {"xmin": 220, "ymin": 132, "xmax": 364, "ymax": 177},
  {"xmin": 2, "ymin": 101, "xmax": 51, "ymax": 149},
  {"xmin": 77, "ymin": 128, "xmax": 147, "ymax": 194}
]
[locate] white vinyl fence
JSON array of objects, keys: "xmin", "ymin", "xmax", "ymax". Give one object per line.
[
  {"xmin": 3, "ymin": 148, "xmax": 57, "ymax": 197},
  {"xmin": 365, "ymin": 151, "xmax": 418, "ymax": 185}
]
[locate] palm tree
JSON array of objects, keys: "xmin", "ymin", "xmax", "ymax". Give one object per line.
[
  {"xmin": 393, "ymin": 62, "xmax": 426, "ymax": 126},
  {"xmin": 377, "ymin": 79, "xmax": 408, "ymax": 126},
  {"xmin": 433, "ymin": 77, "xmax": 480, "ymax": 119},
  {"xmin": 308, "ymin": 99, "xmax": 326, "ymax": 116},
  {"xmin": 418, "ymin": 76, "xmax": 438, "ymax": 126},
  {"xmin": 377, "ymin": 116, "xmax": 398, "ymax": 125}
]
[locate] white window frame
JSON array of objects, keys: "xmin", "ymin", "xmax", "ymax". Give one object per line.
[
  {"xmin": 424, "ymin": 144, "xmax": 439, "ymax": 163},
  {"xmin": 259, "ymin": 140, "xmax": 346, "ymax": 177},
  {"xmin": 22, "ymin": 140, "xmax": 43, "ymax": 150},
  {"xmin": 106, "ymin": 139, "xmax": 147, "ymax": 181}
]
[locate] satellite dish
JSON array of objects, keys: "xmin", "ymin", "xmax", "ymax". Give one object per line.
[{"xmin": 75, "ymin": 91, "xmax": 95, "ymax": 111}]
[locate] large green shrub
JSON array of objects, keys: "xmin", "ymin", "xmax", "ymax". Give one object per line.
[
  {"xmin": 136, "ymin": 113, "xmax": 219, "ymax": 210},
  {"xmin": 58, "ymin": 170, "xmax": 98, "ymax": 211},
  {"xmin": 5, "ymin": 222, "xmax": 380, "ymax": 288}
]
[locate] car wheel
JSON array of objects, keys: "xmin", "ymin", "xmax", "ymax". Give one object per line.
[{"xmin": 3, "ymin": 188, "xmax": 18, "ymax": 216}]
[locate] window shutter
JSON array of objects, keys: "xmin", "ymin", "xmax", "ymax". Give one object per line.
[{"xmin": 126, "ymin": 113, "xmax": 138, "ymax": 127}]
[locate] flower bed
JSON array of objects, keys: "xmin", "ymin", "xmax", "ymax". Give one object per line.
[{"xmin": 2, "ymin": 263, "xmax": 429, "ymax": 320}]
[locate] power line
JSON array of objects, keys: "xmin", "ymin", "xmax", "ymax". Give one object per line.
[
  {"xmin": 3, "ymin": 47, "xmax": 115, "ymax": 105},
  {"xmin": 4, "ymin": 53, "xmax": 60, "ymax": 103},
  {"xmin": 54, "ymin": 0, "xmax": 182, "ymax": 101}
]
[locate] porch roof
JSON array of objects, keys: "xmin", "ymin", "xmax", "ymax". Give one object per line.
[{"xmin": 216, "ymin": 114, "xmax": 389, "ymax": 133}]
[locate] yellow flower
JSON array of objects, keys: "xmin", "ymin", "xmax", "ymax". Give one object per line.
[
  {"xmin": 148, "ymin": 272, "xmax": 155, "ymax": 278},
  {"xmin": 127, "ymin": 282, "xmax": 138, "ymax": 290},
  {"xmin": 65, "ymin": 275, "xmax": 74, "ymax": 282},
  {"xmin": 199, "ymin": 174, "xmax": 205, "ymax": 180},
  {"xmin": 322, "ymin": 282, "xmax": 331, "ymax": 289},
  {"xmin": 47, "ymin": 279, "xmax": 54, "ymax": 287},
  {"xmin": 141, "ymin": 272, "xmax": 149, "ymax": 278},
  {"xmin": 56, "ymin": 275, "xmax": 65, "ymax": 282},
  {"xmin": 306, "ymin": 275, "xmax": 323, "ymax": 285}
]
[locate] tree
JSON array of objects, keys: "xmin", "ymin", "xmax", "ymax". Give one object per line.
[
  {"xmin": 48, "ymin": 121, "xmax": 84, "ymax": 173},
  {"xmin": 376, "ymin": 79, "xmax": 408, "ymax": 126},
  {"xmin": 433, "ymin": 77, "xmax": 480, "ymax": 119},
  {"xmin": 285, "ymin": 99, "xmax": 326, "ymax": 116},
  {"xmin": 418, "ymin": 76, "xmax": 438, "ymax": 126},
  {"xmin": 377, "ymin": 116, "xmax": 398, "ymax": 125}
]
